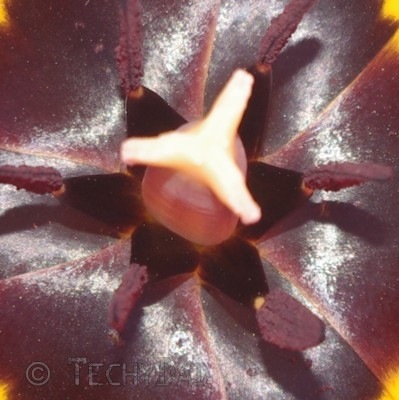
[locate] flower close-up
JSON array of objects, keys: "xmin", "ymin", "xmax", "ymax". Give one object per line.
[{"xmin": 0, "ymin": 0, "xmax": 399, "ymax": 399}]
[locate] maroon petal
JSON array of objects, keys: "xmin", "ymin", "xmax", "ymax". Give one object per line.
[
  {"xmin": 0, "ymin": 1, "xmax": 397, "ymax": 398},
  {"xmin": 0, "ymin": 152, "xmax": 116, "ymax": 280},
  {"xmin": 0, "ymin": 0, "xmax": 125, "ymax": 171},
  {"xmin": 261, "ymin": 31, "xmax": 399, "ymax": 384},
  {"xmin": 0, "ymin": 264, "xmax": 382, "ymax": 399},
  {"xmin": 206, "ymin": 0, "xmax": 396, "ymax": 152},
  {"xmin": 140, "ymin": 0, "xmax": 220, "ymax": 120},
  {"xmin": 263, "ymin": 0, "xmax": 398, "ymax": 152}
]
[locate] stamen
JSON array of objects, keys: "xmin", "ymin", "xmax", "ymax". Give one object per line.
[
  {"xmin": 116, "ymin": 0, "xmax": 144, "ymax": 95},
  {"xmin": 256, "ymin": 289, "xmax": 325, "ymax": 351},
  {"xmin": 0, "ymin": 165, "xmax": 63, "ymax": 194},
  {"xmin": 303, "ymin": 162, "xmax": 393, "ymax": 191},
  {"xmin": 108, "ymin": 264, "xmax": 148, "ymax": 333},
  {"xmin": 258, "ymin": 0, "xmax": 318, "ymax": 65}
]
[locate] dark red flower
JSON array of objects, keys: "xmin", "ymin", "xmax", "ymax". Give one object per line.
[{"xmin": 0, "ymin": 1, "xmax": 398, "ymax": 399}]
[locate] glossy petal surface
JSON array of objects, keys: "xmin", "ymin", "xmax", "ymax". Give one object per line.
[{"xmin": 261, "ymin": 28, "xmax": 399, "ymax": 386}]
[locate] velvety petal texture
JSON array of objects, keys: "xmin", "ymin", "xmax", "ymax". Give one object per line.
[
  {"xmin": 0, "ymin": 0, "xmax": 125, "ymax": 171},
  {"xmin": 262, "ymin": 25, "xmax": 399, "ymax": 392},
  {"xmin": 0, "ymin": 0, "xmax": 398, "ymax": 399}
]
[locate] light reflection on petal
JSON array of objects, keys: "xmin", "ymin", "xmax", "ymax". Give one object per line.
[
  {"xmin": 307, "ymin": 108, "xmax": 354, "ymax": 164},
  {"xmin": 31, "ymin": 101, "xmax": 122, "ymax": 155},
  {"xmin": 301, "ymin": 222, "xmax": 355, "ymax": 312},
  {"xmin": 141, "ymin": 0, "xmax": 220, "ymax": 120},
  {"xmin": 7, "ymin": 241, "xmax": 130, "ymax": 297}
]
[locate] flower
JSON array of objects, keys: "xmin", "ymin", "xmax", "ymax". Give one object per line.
[{"xmin": 0, "ymin": 0, "xmax": 398, "ymax": 399}]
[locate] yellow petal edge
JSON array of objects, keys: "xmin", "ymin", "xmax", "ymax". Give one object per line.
[
  {"xmin": 379, "ymin": 368, "xmax": 399, "ymax": 400},
  {"xmin": 0, "ymin": 382, "xmax": 10, "ymax": 400},
  {"xmin": 381, "ymin": 0, "xmax": 399, "ymax": 22},
  {"xmin": 0, "ymin": 0, "xmax": 10, "ymax": 28},
  {"xmin": 376, "ymin": 3, "xmax": 399, "ymax": 399},
  {"xmin": 380, "ymin": 0, "xmax": 399, "ymax": 53}
]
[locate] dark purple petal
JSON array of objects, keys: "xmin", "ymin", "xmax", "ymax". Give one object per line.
[
  {"xmin": 0, "ymin": 0, "xmax": 125, "ymax": 171},
  {"xmin": 206, "ymin": 0, "xmax": 396, "ymax": 152},
  {"xmin": 0, "ymin": 153, "xmax": 116, "ymax": 280},
  {"xmin": 262, "ymin": 31, "xmax": 399, "ymax": 384},
  {"xmin": 0, "ymin": 1, "xmax": 397, "ymax": 398},
  {"xmin": 0, "ymin": 264, "xmax": 383, "ymax": 399},
  {"xmin": 141, "ymin": 0, "xmax": 220, "ymax": 120}
]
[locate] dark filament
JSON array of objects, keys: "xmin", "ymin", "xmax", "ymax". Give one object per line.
[
  {"xmin": 0, "ymin": 165, "xmax": 63, "ymax": 194},
  {"xmin": 257, "ymin": 0, "xmax": 318, "ymax": 65},
  {"xmin": 116, "ymin": 0, "xmax": 144, "ymax": 95}
]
